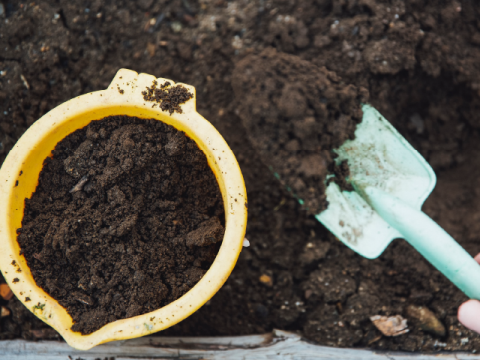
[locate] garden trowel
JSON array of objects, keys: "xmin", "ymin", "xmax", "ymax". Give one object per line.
[{"xmin": 315, "ymin": 104, "xmax": 480, "ymax": 299}]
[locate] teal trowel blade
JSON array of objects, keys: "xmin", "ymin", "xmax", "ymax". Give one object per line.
[{"xmin": 314, "ymin": 104, "xmax": 436, "ymax": 259}]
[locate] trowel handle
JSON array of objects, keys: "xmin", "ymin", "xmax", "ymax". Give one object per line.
[{"xmin": 364, "ymin": 187, "xmax": 480, "ymax": 300}]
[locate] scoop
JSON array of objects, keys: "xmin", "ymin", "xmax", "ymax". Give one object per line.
[
  {"xmin": 315, "ymin": 104, "xmax": 480, "ymax": 299},
  {"xmin": 0, "ymin": 69, "xmax": 248, "ymax": 350}
]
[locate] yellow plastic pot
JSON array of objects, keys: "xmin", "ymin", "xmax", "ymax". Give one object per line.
[{"xmin": 0, "ymin": 69, "xmax": 248, "ymax": 350}]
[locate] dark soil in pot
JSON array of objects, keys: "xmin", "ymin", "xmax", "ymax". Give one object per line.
[
  {"xmin": 2, "ymin": 0, "xmax": 480, "ymax": 352},
  {"xmin": 17, "ymin": 115, "xmax": 225, "ymax": 335}
]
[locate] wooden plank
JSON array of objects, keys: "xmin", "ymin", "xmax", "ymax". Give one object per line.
[{"xmin": 0, "ymin": 330, "xmax": 478, "ymax": 359}]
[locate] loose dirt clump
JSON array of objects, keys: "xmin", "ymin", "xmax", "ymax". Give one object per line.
[
  {"xmin": 17, "ymin": 116, "xmax": 224, "ymax": 335},
  {"xmin": 232, "ymin": 48, "xmax": 367, "ymax": 214},
  {"xmin": 142, "ymin": 80, "xmax": 193, "ymax": 114}
]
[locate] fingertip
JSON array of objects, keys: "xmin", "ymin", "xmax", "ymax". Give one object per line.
[
  {"xmin": 474, "ymin": 253, "xmax": 480, "ymax": 264},
  {"xmin": 458, "ymin": 300, "xmax": 480, "ymax": 334}
]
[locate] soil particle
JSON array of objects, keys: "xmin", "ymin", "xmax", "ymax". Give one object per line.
[
  {"xmin": 298, "ymin": 241, "xmax": 330, "ymax": 266},
  {"xmin": 142, "ymin": 80, "xmax": 193, "ymax": 114},
  {"xmin": 302, "ymin": 267, "xmax": 356, "ymax": 303},
  {"xmin": 17, "ymin": 116, "xmax": 224, "ymax": 335},
  {"xmin": 231, "ymin": 48, "xmax": 367, "ymax": 214},
  {"xmin": 185, "ymin": 217, "xmax": 224, "ymax": 248}
]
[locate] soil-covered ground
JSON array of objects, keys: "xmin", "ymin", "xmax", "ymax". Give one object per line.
[{"xmin": 2, "ymin": 0, "xmax": 480, "ymax": 352}]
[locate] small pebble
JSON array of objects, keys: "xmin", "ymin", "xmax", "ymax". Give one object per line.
[
  {"xmin": 406, "ymin": 305, "xmax": 445, "ymax": 337},
  {"xmin": 259, "ymin": 274, "xmax": 273, "ymax": 286},
  {"xmin": 0, "ymin": 283, "xmax": 13, "ymax": 300},
  {"xmin": 171, "ymin": 21, "xmax": 182, "ymax": 33},
  {"xmin": 232, "ymin": 35, "xmax": 243, "ymax": 50},
  {"xmin": 243, "ymin": 237, "xmax": 250, "ymax": 247},
  {"xmin": 0, "ymin": 306, "xmax": 10, "ymax": 318}
]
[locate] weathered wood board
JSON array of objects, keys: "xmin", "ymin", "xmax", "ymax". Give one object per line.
[{"xmin": 0, "ymin": 330, "xmax": 478, "ymax": 359}]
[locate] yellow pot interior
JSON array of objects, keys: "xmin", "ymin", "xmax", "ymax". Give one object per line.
[{"xmin": 0, "ymin": 69, "xmax": 247, "ymax": 350}]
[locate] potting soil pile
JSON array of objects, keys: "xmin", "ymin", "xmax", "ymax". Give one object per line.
[
  {"xmin": 17, "ymin": 115, "xmax": 225, "ymax": 334},
  {"xmin": 232, "ymin": 48, "xmax": 367, "ymax": 214},
  {"xmin": 2, "ymin": 0, "xmax": 480, "ymax": 352}
]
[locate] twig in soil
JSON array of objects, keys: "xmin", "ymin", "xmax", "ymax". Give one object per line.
[
  {"xmin": 72, "ymin": 291, "xmax": 93, "ymax": 306},
  {"xmin": 273, "ymin": 198, "xmax": 286, "ymax": 211},
  {"xmin": 367, "ymin": 334, "xmax": 382, "ymax": 345},
  {"xmin": 147, "ymin": 13, "xmax": 165, "ymax": 33},
  {"xmin": 20, "ymin": 74, "xmax": 29, "ymax": 89},
  {"xmin": 69, "ymin": 175, "xmax": 89, "ymax": 193}
]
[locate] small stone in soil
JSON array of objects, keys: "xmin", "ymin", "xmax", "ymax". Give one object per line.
[
  {"xmin": 259, "ymin": 274, "xmax": 273, "ymax": 287},
  {"xmin": 0, "ymin": 306, "xmax": 10, "ymax": 318},
  {"xmin": 406, "ymin": 305, "xmax": 446, "ymax": 337},
  {"xmin": 0, "ymin": 284, "xmax": 13, "ymax": 300}
]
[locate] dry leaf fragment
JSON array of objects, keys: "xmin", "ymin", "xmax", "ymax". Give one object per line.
[{"xmin": 370, "ymin": 315, "xmax": 409, "ymax": 336}]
